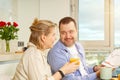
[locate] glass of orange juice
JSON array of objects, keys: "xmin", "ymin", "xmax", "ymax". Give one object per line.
[
  {"xmin": 118, "ymin": 74, "xmax": 120, "ymax": 80},
  {"xmin": 69, "ymin": 54, "xmax": 80, "ymax": 65}
]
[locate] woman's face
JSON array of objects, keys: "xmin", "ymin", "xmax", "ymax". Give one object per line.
[{"xmin": 44, "ymin": 27, "xmax": 56, "ymax": 49}]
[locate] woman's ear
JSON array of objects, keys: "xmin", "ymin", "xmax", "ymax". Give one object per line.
[{"xmin": 41, "ymin": 34, "xmax": 46, "ymax": 42}]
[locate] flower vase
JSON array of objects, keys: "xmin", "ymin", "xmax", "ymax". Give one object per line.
[{"xmin": 5, "ymin": 40, "xmax": 10, "ymax": 52}]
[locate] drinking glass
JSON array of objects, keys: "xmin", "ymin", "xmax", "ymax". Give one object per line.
[{"xmin": 69, "ymin": 53, "xmax": 80, "ymax": 65}]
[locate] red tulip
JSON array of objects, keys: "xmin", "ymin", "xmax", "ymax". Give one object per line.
[
  {"xmin": 13, "ymin": 22, "xmax": 18, "ymax": 27},
  {"xmin": 0, "ymin": 21, "xmax": 6, "ymax": 27},
  {"xmin": 7, "ymin": 22, "xmax": 11, "ymax": 26}
]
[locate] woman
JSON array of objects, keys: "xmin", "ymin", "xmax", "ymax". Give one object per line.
[{"xmin": 13, "ymin": 18, "xmax": 79, "ymax": 80}]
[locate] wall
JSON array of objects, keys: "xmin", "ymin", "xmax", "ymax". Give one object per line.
[
  {"xmin": 40, "ymin": 0, "xmax": 70, "ymax": 43},
  {"xmin": 40, "ymin": 0, "xmax": 70, "ymax": 23},
  {"xmin": 0, "ymin": 0, "xmax": 70, "ymax": 78},
  {"xmin": 18, "ymin": 0, "xmax": 70, "ymax": 47},
  {"xmin": 17, "ymin": 0, "xmax": 40, "ymax": 47}
]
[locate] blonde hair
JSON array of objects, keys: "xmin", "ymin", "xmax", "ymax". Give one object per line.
[{"xmin": 29, "ymin": 18, "xmax": 56, "ymax": 49}]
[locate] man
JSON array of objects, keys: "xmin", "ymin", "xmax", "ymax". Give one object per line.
[{"xmin": 47, "ymin": 17, "xmax": 100, "ymax": 80}]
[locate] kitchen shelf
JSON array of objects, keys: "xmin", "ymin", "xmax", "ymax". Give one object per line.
[{"xmin": 0, "ymin": 53, "xmax": 23, "ymax": 62}]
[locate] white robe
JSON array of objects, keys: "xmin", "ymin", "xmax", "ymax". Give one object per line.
[{"xmin": 13, "ymin": 43, "xmax": 54, "ymax": 80}]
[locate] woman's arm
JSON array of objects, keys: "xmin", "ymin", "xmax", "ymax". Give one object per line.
[{"xmin": 52, "ymin": 62, "xmax": 79, "ymax": 80}]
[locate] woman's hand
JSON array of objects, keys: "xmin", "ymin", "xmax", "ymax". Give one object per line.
[{"xmin": 60, "ymin": 61, "xmax": 79, "ymax": 75}]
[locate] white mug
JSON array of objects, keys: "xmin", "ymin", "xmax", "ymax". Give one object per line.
[{"xmin": 100, "ymin": 67, "xmax": 112, "ymax": 80}]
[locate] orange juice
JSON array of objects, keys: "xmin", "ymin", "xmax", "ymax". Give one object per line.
[
  {"xmin": 118, "ymin": 74, "xmax": 120, "ymax": 80},
  {"xmin": 70, "ymin": 58, "xmax": 80, "ymax": 65},
  {"xmin": 111, "ymin": 78, "xmax": 118, "ymax": 80}
]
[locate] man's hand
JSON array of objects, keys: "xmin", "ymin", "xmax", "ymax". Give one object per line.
[{"xmin": 93, "ymin": 64, "xmax": 105, "ymax": 72}]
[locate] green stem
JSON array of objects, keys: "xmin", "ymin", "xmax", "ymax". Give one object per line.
[{"xmin": 6, "ymin": 40, "xmax": 10, "ymax": 52}]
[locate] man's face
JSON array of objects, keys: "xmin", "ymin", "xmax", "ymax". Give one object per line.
[{"xmin": 59, "ymin": 21, "xmax": 77, "ymax": 47}]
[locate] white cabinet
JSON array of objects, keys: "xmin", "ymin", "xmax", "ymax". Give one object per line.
[{"xmin": 0, "ymin": 53, "xmax": 22, "ymax": 78}]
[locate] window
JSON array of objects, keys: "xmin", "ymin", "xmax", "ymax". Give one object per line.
[
  {"xmin": 71, "ymin": 0, "xmax": 114, "ymax": 52},
  {"xmin": 71, "ymin": 0, "xmax": 120, "ymax": 65},
  {"xmin": 79, "ymin": 0, "xmax": 104, "ymax": 41},
  {"xmin": 114, "ymin": 0, "xmax": 120, "ymax": 47}
]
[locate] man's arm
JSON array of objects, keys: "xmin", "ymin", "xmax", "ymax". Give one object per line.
[
  {"xmin": 47, "ymin": 50, "xmax": 68, "ymax": 74},
  {"xmin": 47, "ymin": 50, "xmax": 97, "ymax": 80}
]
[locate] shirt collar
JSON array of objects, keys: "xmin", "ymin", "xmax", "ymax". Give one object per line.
[
  {"xmin": 57, "ymin": 40, "xmax": 78, "ymax": 53},
  {"xmin": 57, "ymin": 40, "xmax": 84, "ymax": 57}
]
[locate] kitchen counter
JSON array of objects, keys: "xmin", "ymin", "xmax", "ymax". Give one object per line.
[{"xmin": 0, "ymin": 53, "xmax": 23, "ymax": 62}]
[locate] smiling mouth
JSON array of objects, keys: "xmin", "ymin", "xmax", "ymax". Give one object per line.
[{"xmin": 65, "ymin": 38, "xmax": 73, "ymax": 41}]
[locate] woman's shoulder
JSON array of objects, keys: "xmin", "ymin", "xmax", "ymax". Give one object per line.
[{"xmin": 22, "ymin": 47, "xmax": 38, "ymax": 58}]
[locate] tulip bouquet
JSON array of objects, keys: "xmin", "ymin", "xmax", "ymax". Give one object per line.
[{"xmin": 0, "ymin": 21, "xmax": 19, "ymax": 52}]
